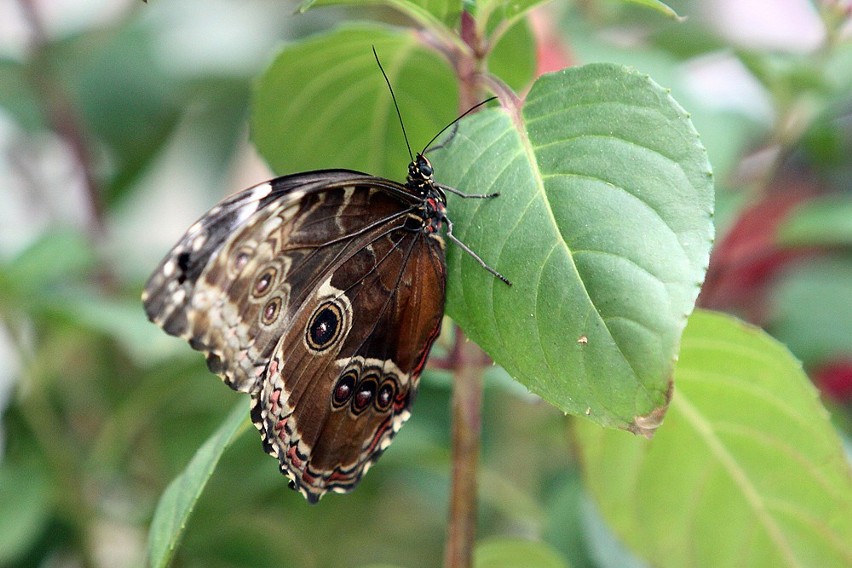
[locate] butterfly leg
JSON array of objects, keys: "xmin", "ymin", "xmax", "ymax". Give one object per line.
[
  {"xmin": 443, "ymin": 216, "xmax": 512, "ymax": 286},
  {"xmin": 438, "ymin": 184, "xmax": 500, "ymax": 200}
]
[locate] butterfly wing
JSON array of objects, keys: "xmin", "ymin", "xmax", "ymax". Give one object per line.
[
  {"xmin": 143, "ymin": 170, "xmax": 380, "ymax": 392},
  {"xmin": 251, "ymin": 205, "xmax": 446, "ymax": 502},
  {"xmin": 142, "ymin": 172, "xmax": 446, "ymax": 501}
]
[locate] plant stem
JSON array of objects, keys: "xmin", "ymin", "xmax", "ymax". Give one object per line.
[
  {"xmin": 18, "ymin": 0, "xmax": 105, "ymax": 238},
  {"xmin": 441, "ymin": 16, "xmax": 492, "ymax": 567},
  {"xmin": 444, "ymin": 332, "xmax": 488, "ymax": 568}
]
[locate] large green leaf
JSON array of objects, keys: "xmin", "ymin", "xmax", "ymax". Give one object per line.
[
  {"xmin": 252, "ymin": 25, "xmax": 458, "ymax": 181},
  {"xmin": 147, "ymin": 403, "xmax": 250, "ymax": 568},
  {"xmin": 576, "ymin": 310, "xmax": 852, "ymax": 567},
  {"xmin": 438, "ymin": 63, "xmax": 714, "ymax": 430}
]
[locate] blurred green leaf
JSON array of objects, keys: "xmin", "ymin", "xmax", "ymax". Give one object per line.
[
  {"xmin": 0, "ymin": 230, "xmax": 94, "ymax": 298},
  {"xmin": 576, "ymin": 310, "xmax": 852, "ymax": 568},
  {"xmin": 58, "ymin": 295, "xmax": 183, "ymax": 364},
  {"xmin": 649, "ymin": 21, "xmax": 730, "ymax": 59},
  {"xmin": 488, "ymin": 17, "xmax": 537, "ymax": 91},
  {"xmin": 777, "ymin": 195, "xmax": 852, "ymax": 247},
  {"xmin": 620, "ymin": 0, "xmax": 683, "ymax": 20},
  {"xmin": 481, "ymin": 0, "xmax": 553, "ymax": 34},
  {"xmin": 542, "ymin": 474, "xmax": 597, "ymax": 568},
  {"xmin": 298, "ymin": 0, "xmax": 460, "ymax": 35},
  {"xmin": 147, "ymin": 402, "xmax": 250, "ymax": 568},
  {"xmin": 823, "ymin": 41, "xmax": 852, "ymax": 93},
  {"xmin": 474, "ymin": 538, "xmax": 570, "ymax": 568},
  {"xmin": 0, "ymin": 58, "xmax": 44, "ymax": 130},
  {"xmin": 580, "ymin": 496, "xmax": 648, "ymax": 568},
  {"xmin": 66, "ymin": 26, "xmax": 185, "ymax": 207},
  {"xmin": 0, "ymin": 461, "xmax": 50, "ymax": 564},
  {"xmin": 769, "ymin": 258, "xmax": 852, "ymax": 364},
  {"xmin": 440, "ymin": 63, "xmax": 714, "ymax": 430},
  {"xmin": 252, "ymin": 25, "xmax": 458, "ymax": 181}
]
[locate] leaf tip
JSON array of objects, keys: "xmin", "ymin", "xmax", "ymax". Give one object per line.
[{"xmin": 627, "ymin": 380, "xmax": 673, "ymax": 438}]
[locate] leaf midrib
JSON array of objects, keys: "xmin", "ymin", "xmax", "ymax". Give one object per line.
[
  {"xmin": 676, "ymin": 390, "xmax": 801, "ymax": 566},
  {"xmin": 513, "ymin": 104, "xmax": 649, "ymax": 412}
]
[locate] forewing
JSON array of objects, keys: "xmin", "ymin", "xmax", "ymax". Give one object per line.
[{"xmin": 142, "ymin": 170, "xmax": 398, "ymax": 393}]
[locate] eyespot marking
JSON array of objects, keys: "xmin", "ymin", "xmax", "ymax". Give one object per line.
[
  {"xmin": 305, "ymin": 300, "xmax": 345, "ymax": 352},
  {"xmin": 351, "ymin": 376, "xmax": 377, "ymax": 415},
  {"xmin": 375, "ymin": 377, "xmax": 397, "ymax": 412},
  {"xmin": 261, "ymin": 297, "xmax": 282, "ymax": 325},
  {"xmin": 253, "ymin": 266, "xmax": 278, "ymax": 297},
  {"xmin": 332, "ymin": 371, "xmax": 357, "ymax": 408}
]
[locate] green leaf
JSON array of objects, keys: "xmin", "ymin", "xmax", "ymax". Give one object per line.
[
  {"xmin": 480, "ymin": 0, "xmax": 552, "ymax": 36},
  {"xmin": 69, "ymin": 26, "xmax": 185, "ymax": 207},
  {"xmin": 0, "ymin": 58, "xmax": 44, "ymax": 130},
  {"xmin": 474, "ymin": 538, "xmax": 570, "ymax": 568},
  {"xmin": 487, "ymin": 17, "xmax": 537, "ymax": 92},
  {"xmin": 777, "ymin": 195, "xmax": 852, "ymax": 247},
  {"xmin": 768, "ymin": 258, "xmax": 852, "ymax": 364},
  {"xmin": 439, "ymin": 63, "xmax": 714, "ymax": 431},
  {"xmin": 147, "ymin": 403, "xmax": 250, "ymax": 568},
  {"xmin": 619, "ymin": 0, "xmax": 684, "ymax": 20},
  {"xmin": 299, "ymin": 0, "xmax": 462, "ymax": 29},
  {"xmin": 252, "ymin": 25, "xmax": 458, "ymax": 181},
  {"xmin": 0, "ymin": 461, "xmax": 50, "ymax": 565},
  {"xmin": 0, "ymin": 229, "xmax": 94, "ymax": 298},
  {"xmin": 57, "ymin": 294, "xmax": 182, "ymax": 364},
  {"xmin": 576, "ymin": 310, "xmax": 852, "ymax": 568},
  {"xmin": 581, "ymin": 497, "xmax": 648, "ymax": 568}
]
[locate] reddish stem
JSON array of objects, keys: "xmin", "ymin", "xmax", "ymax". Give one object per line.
[
  {"xmin": 440, "ymin": 17, "xmax": 492, "ymax": 568},
  {"xmin": 443, "ymin": 330, "xmax": 488, "ymax": 568}
]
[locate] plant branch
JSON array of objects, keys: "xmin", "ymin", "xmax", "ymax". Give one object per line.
[
  {"xmin": 444, "ymin": 330, "xmax": 488, "ymax": 568},
  {"xmin": 440, "ymin": 18, "xmax": 494, "ymax": 568},
  {"xmin": 18, "ymin": 0, "xmax": 105, "ymax": 237}
]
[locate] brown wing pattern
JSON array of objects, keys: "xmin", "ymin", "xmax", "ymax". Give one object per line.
[
  {"xmin": 142, "ymin": 171, "xmax": 446, "ymax": 501},
  {"xmin": 144, "ymin": 170, "xmax": 403, "ymax": 391},
  {"xmin": 251, "ymin": 214, "xmax": 446, "ymax": 502}
]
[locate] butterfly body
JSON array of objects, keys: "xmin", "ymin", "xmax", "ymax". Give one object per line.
[{"xmin": 143, "ymin": 157, "xmax": 454, "ymax": 502}]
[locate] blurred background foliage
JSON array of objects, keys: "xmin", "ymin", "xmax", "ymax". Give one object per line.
[{"xmin": 0, "ymin": 0, "xmax": 850, "ymax": 567}]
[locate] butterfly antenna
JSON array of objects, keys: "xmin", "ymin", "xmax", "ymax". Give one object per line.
[
  {"xmin": 373, "ymin": 46, "xmax": 414, "ymax": 163},
  {"xmin": 421, "ymin": 96, "xmax": 497, "ymax": 154}
]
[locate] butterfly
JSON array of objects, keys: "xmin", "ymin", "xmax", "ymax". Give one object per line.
[{"xmin": 142, "ymin": 50, "xmax": 509, "ymax": 503}]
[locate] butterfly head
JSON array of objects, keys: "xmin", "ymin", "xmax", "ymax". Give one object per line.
[{"xmin": 406, "ymin": 153, "xmax": 439, "ymax": 197}]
